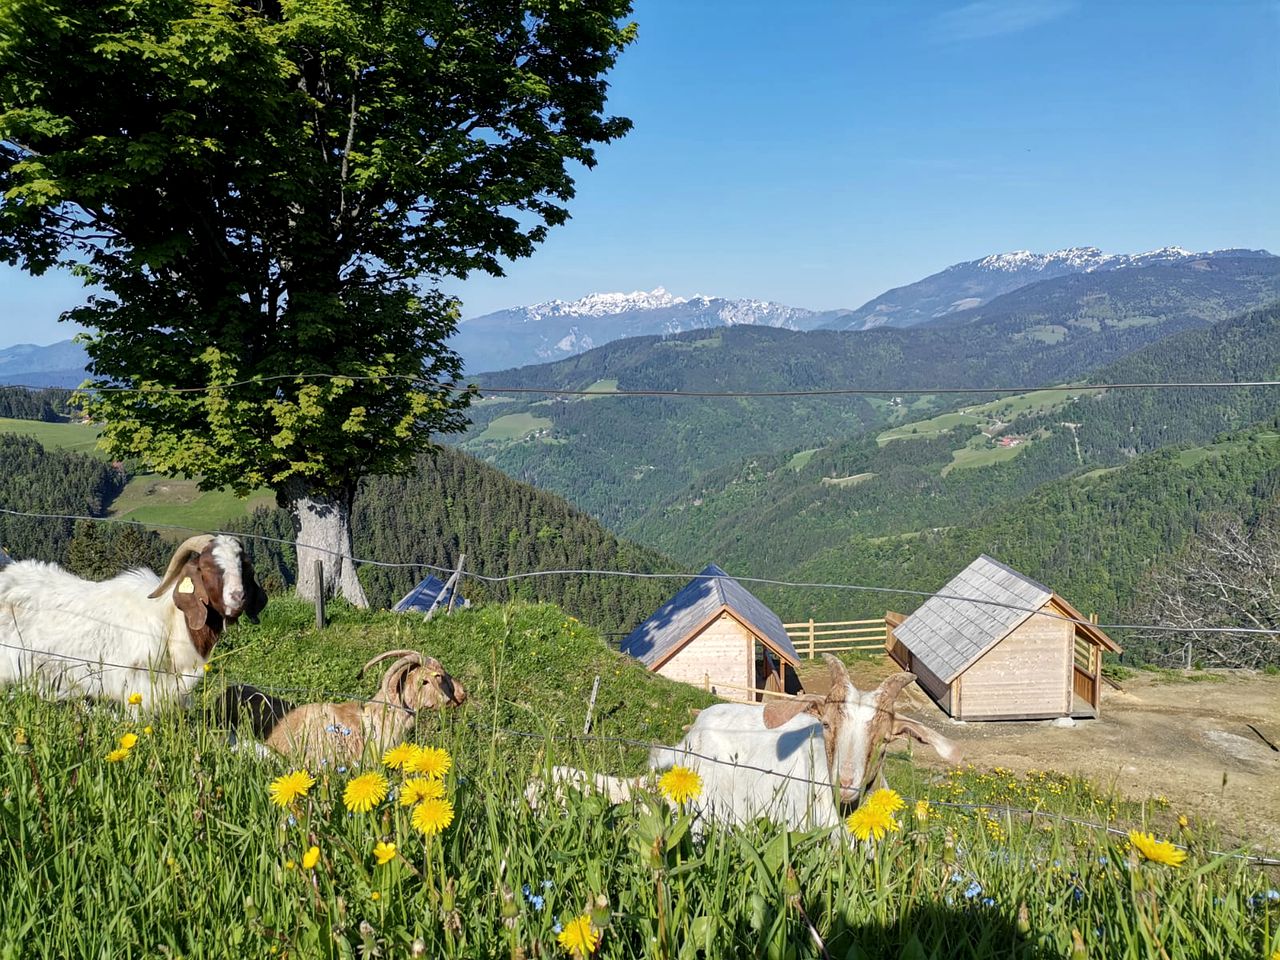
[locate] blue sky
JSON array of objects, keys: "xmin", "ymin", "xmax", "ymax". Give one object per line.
[{"xmin": 2, "ymin": 0, "xmax": 1277, "ymax": 346}]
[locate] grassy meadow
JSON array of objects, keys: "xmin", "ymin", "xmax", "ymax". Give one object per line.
[{"xmin": 2, "ymin": 600, "xmax": 1278, "ymax": 959}]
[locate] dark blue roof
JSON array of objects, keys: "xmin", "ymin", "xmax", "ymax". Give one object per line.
[
  {"xmin": 620, "ymin": 563, "xmax": 799, "ymax": 668},
  {"xmin": 393, "ymin": 574, "xmax": 467, "ymax": 613}
]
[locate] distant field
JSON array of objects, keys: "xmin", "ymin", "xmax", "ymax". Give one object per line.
[
  {"xmin": 474, "ymin": 411, "xmax": 553, "ymax": 442},
  {"xmin": 820, "ymin": 471, "xmax": 876, "ymax": 487},
  {"xmin": 582, "ymin": 378, "xmax": 619, "ymax": 397},
  {"xmin": 0, "ymin": 417, "xmax": 103, "ymax": 456},
  {"xmin": 878, "ymin": 387, "xmax": 1104, "ymax": 445},
  {"xmin": 788, "ymin": 447, "xmax": 818, "ymax": 470},
  {"xmin": 108, "ymin": 475, "xmax": 275, "ymax": 530},
  {"xmin": 941, "ymin": 438, "xmax": 1024, "ymax": 475}
]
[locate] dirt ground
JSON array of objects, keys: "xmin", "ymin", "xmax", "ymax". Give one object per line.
[{"xmin": 799, "ymin": 659, "xmax": 1280, "ymax": 854}]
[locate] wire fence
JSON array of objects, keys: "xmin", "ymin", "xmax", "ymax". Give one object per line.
[{"xmin": 4, "ymin": 505, "xmax": 1280, "ymax": 638}]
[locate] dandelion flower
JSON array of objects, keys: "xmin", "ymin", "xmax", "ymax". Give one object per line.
[
  {"xmin": 373, "ymin": 841, "xmax": 397, "ymax": 866},
  {"xmin": 399, "ymin": 776, "xmax": 445, "ymax": 806},
  {"xmin": 846, "ymin": 802, "xmax": 901, "ymax": 842},
  {"xmin": 302, "ymin": 845, "xmax": 320, "ymax": 870},
  {"xmin": 411, "ymin": 797, "xmax": 455, "ymax": 836},
  {"xmin": 914, "ymin": 799, "xmax": 931, "ymax": 822},
  {"xmin": 269, "ymin": 770, "xmax": 316, "ymax": 808},
  {"xmin": 118, "ymin": 733, "xmax": 139, "ymax": 750},
  {"xmin": 370, "ymin": 891, "xmax": 381, "ymax": 901},
  {"xmin": 407, "ymin": 745, "xmax": 452, "ymax": 779},
  {"xmin": 344, "ymin": 772, "xmax": 389, "ymax": 813},
  {"xmin": 658, "ymin": 766, "xmax": 702, "ymax": 805},
  {"xmin": 127, "ymin": 692, "xmax": 142, "ymax": 706},
  {"xmin": 1177, "ymin": 814, "xmax": 1189, "ymax": 829},
  {"xmin": 105, "ymin": 747, "xmax": 131, "ymax": 763},
  {"xmin": 1128, "ymin": 830, "xmax": 1186, "ymax": 867},
  {"xmin": 284, "ymin": 860, "xmax": 296, "ymax": 870},
  {"xmin": 557, "ymin": 914, "xmax": 599, "ymax": 957},
  {"xmin": 143, "ymin": 726, "xmax": 153, "ymax": 736},
  {"xmin": 864, "ymin": 788, "xmax": 905, "ymax": 815},
  {"xmin": 382, "ymin": 743, "xmax": 416, "ymax": 770}
]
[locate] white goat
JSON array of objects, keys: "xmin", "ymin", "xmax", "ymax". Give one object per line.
[
  {"xmin": 532, "ymin": 656, "xmax": 961, "ymax": 831},
  {"xmin": 0, "ymin": 534, "xmax": 267, "ymax": 709}
]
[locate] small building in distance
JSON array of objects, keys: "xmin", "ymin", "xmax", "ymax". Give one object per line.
[
  {"xmin": 393, "ymin": 574, "xmax": 468, "ymax": 615},
  {"xmin": 886, "ymin": 554, "xmax": 1120, "ymax": 721},
  {"xmin": 620, "ymin": 563, "xmax": 803, "ymax": 700}
]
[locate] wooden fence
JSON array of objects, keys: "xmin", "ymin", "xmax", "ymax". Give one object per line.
[{"xmin": 784, "ymin": 617, "xmax": 888, "ymax": 659}]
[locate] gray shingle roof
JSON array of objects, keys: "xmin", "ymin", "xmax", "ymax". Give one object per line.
[
  {"xmin": 893, "ymin": 554, "xmax": 1052, "ymax": 684},
  {"xmin": 620, "ymin": 563, "xmax": 800, "ymax": 668}
]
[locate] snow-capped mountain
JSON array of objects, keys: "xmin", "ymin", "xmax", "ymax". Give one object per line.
[
  {"xmin": 819, "ymin": 246, "xmax": 1275, "ymax": 331},
  {"xmin": 451, "ymin": 288, "xmax": 851, "ymax": 373}
]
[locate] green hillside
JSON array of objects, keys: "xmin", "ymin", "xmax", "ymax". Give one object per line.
[{"xmin": 454, "ymin": 258, "xmax": 1280, "ymax": 528}]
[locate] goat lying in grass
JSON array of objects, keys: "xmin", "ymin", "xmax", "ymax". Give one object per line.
[
  {"xmin": 217, "ymin": 650, "xmax": 466, "ymax": 765},
  {"xmin": 528, "ymin": 656, "xmax": 961, "ymax": 830}
]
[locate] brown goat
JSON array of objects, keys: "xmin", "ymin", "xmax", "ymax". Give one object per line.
[{"xmin": 264, "ymin": 650, "xmax": 466, "ymax": 765}]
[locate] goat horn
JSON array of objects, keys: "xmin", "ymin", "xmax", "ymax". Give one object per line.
[
  {"xmin": 874, "ymin": 671, "xmax": 918, "ymax": 707},
  {"xmin": 359, "ymin": 649, "xmax": 423, "ymax": 678},
  {"xmin": 147, "ymin": 535, "xmax": 216, "ymax": 599}
]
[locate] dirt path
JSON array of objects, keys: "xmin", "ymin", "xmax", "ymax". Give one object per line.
[{"xmin": 800, "ymin": 660, "xmax": 1280, "ymax": 854}]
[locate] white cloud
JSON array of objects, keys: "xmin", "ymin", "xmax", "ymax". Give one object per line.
[{"xmin": 931, "ymin": 0, "xmax": 1077, "ymax": 43}]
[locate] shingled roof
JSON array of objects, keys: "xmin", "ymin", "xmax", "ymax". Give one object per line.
[
  {"xmin": 620, "ymin": 563, "xmax": 800, "ymax": 668},
  {"xmin": 893, "ymin": 554, "xmax": 1053, "ymax": 684},
  {"xmin": 393, "ymin": 574, "xmax": 466, "ymax": 614}
]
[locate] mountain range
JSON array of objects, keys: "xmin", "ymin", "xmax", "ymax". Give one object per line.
[{"xmin": 3, "ymin": 244, "xmax": 1275, "ymax": 381}]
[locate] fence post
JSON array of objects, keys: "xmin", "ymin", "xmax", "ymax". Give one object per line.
[
  {"xmin": 808, "ymin": 619, "xmax": 815, "ymax": 659},
  {"xmin": 314, "ymin": 560, "xmax": 326, "ymax": 630},
  {"xmin": 583, "ymin": 675, "xmax": 601, "ymax": 735},
  {"xmin": 703, "ymin": 673, "xmax": 710, "ymax": 693}
]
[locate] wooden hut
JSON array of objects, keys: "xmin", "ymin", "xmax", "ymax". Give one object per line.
[
  {"xmin": 620, "ymin": 563, "xmax": 803, "ymax": 700},
  {"xmin": 392, "ymin": 574, "xmax": 467, "ymax": 614},
  {"xmin": 886, "ymin": 555, "xmax": 1120, "ymax": 721}
]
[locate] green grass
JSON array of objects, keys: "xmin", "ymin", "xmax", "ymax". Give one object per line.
[
  {"xmin": 942, "ymin": 437, "xmax": 1027, "ymax": 476},
  {"xmin": 473, "ymin": 412, "xmax": 554, "ymax": 442},
  {"xmin": 878, "ymin": 389, "xmax": 1105, "ymax": 445},
  {"xmin": 820, "ymin": 472, "xmax": 876, "ymax": 488},
  {"xmin": 0, "ymin": 416, "xmax": 103, "ymax": 456},
  {"xmin": 582, "ymin": 378, "xmax": 619, "ymax": 398},
  {"xmin": 1, "ymin": 600, "xmax": 1276, "ymax": 959},
  {"xmin": 108, "ymin": 475, "xmax": 275, "ymax": 531},
  {"xmin": 877, "ymin": 411, "xmax": 982, "ymax": 444},
  {"xmin": 788, "ymin": 448, "xmax": 819, "ymax": 471}
]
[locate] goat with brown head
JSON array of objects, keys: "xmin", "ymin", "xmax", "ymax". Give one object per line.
[
  {"xmin": 263, "ymin": 649, "xmax": 466, "ymax": 765},
  {"xmin": 762, "ymin": 654, "xmax": 961, "ymax": 805},
  {"xmin": 147, "ymin": 534, "xmax": 269, "ymax": 658}
]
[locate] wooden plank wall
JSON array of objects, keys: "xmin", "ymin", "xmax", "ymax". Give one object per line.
[
  {"xmin": 959, "ymin": 610, "xmax": 1072, "ymax": 719},
  {"xmin": 656, "ymin": 613, "xmax": 752, "ymax": 694}
]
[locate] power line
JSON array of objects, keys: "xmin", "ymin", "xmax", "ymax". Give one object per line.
[
  {"xmin": 3, "ymin": 505, "xmax": 1280, "ymax": 637},
  {"xmin": 6, "ymin": 373, "xmax": 1280, "ymax": 399}
]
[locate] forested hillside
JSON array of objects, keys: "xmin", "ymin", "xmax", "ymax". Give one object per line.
[
  {"xmin": 767, "ymin": 424, "xmax": 1280, "ymax": 668},
  {"xmin": 0, "ymin": 386, "xmax": 72, "ymax": 421},
  {"xmin": 630, "ymin": 302, "xmax": 1280, "ymax": 575},
  {"xmin": 456, "ymin": 257, "xmax": 1280, "ymax": 527},
  {"xmin": 225, "ymin": 443, "xmax": 679, "ymax": 633}
]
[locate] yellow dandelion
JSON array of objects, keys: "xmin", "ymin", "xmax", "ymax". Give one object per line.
[
  {"xmin": 407, "ymin": 745, "xmax": 452, "ymax": 779},
  {"xmin": 1128, "ymin": 830, "xmax": 1186, "ymax": 867},
  {"xmin": 845, "ymin": 802, "xmax": 901, "ymax": 842},
  {"xmin": 914, "ymin": 799, "xmax": 931, "ymax": 822},
  {"xmin": 343, "ymin": 772, "xmax": 389, "ymax": 813},
  {"xmin": 399, "ymin": 776, "xmax": 446, "ymax": 806},
  {"xmin": 370, "ymin": 891, "xmax": 381, "ymax": 901},
  {"xmin": 411, "ymin": 797, "xmax": 455, "ymax": 836},
  {"xmin": 1270, "ymin": 950, "xmax": 1279, "ymax": 960},
  {"xmin": 382, "ymin": 743, "xmax": 416, "ymax": 770},
  {"xmin": 557, "ymin": 914, "xmax": 600, "ymax": 957},
  {"xmin": 203, "ymin": 663, "xmax": 211, "ymax": 673},
  {"xmin": 658, "ymin": 766, "xmax": 703, "ymax": 805},
  {"xmin": 864, "ymin": 788, "xmax": 905, "ymax": 815},
  {"xmin": 302, "ymin": 845, "xmax": 320, "ymax": 870},
  {"xmin": 373, "ymin": 841, "xmax": 397, "ymax": 866},
  {"xmin": 269, "ymin": 770, "xmax": 316, "ymax": 808},
  {"xmin": 1177, "ymin": 814, "xmax": 1189, "ymax": 829},
  {"xmin": 105, "ymin": 747, "xmax": 131, "ymax": 763},
  {"xmin": 143, "ymin": 726, "xmax": 153, "ymax": 736},
  {"xmin": 118, "ymin": 733, "xmax": 138, "ymax": 750},
  {"xmin": 127, "ymin": 692, "xmax": 142, "ymax": 706},
  {"xmin": 284, "ymin": 859, "xmax": 296, "ymax": 870}
]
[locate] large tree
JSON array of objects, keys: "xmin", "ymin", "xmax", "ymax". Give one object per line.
[{"xmin": 0, "ymin": 0, "xmax": 634, "ymax": 604}]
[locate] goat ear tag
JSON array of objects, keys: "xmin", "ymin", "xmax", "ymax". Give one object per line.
[{"xmin": 178, "ymin": 577, "xmax": 195, "ymax": 595}]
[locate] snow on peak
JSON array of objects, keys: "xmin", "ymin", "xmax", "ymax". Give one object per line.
[
  {"xmin": 974, "ymin": 245, "xmax": 1205, "ymax": 275},
  {"xmin": 521, "ymin": 287, "xmax": 685, "ymax": 320}
]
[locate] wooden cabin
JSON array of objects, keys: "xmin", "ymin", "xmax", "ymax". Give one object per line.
[
  {"xmin": 886, "ymin": 555, "xmax": 1120, "ymax": 721},
  {"xmin": 620, "ymin": 563, "xmax": 803, "ymax": 700}
]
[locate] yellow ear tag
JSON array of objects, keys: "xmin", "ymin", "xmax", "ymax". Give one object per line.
[{"xmin": 178, "ymin": 577, "xmax": 195, "ymax": 594}]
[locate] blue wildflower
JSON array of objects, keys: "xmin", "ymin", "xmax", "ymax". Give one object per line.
[
  {"xmin": 1268, "ymin": 890, "xmax": 1280, "ymax": 901},
  {"xmin": 964, "ymin": 882, "xmax": 982, "ymax": 900},
  {"xmin": 552, "ymin": 918, "xmax": 562, "ymax": 934},
  {"xmin": 530, "ymin": 895, "xmax": 545, "ymax": 911},
  {"xmin": 950, "ymin": 872, "xmax": 964, "ymax": 883},
  {"xmin": 522, "ymin": 884, "xmax": 531, "ymax": 899},
  {"xmin": 542, "ymin": 879, "xmax": 554, "ymax": 890},
  {"xmin": 981, "ymin": 897, "xmax": 996, "ymax": 907},
  {"xmin": 1097, "ymin": 856, "xmax": 1108, "ymax": 866}
]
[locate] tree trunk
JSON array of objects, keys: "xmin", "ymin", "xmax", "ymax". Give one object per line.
[{"xmin": 287, "ymin": 482, "xmax": 368, "ymax": 608}]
